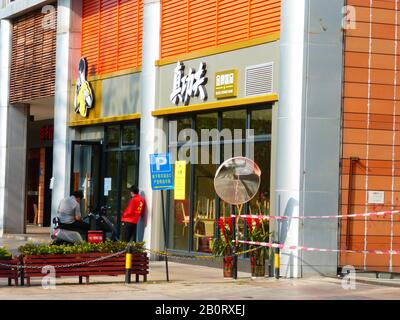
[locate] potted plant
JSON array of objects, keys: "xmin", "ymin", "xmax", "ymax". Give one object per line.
[
  {"xmin": 0, "ymin": 247, "xmax": 12, "ymax": 260},
  {"xmin": 245, "ymin": 217, "xmax": 270, "ymax": 278},
  {"xmin": 0, "ymin": 246, "xmax": 19, "ymax": 286},
  {"xmin": 18, "ymin": 241, "xmax": 148, "ymax": 285},
  {"xmin": 211, "ymin": 217, "xmax": 237, "ymax": 278}
]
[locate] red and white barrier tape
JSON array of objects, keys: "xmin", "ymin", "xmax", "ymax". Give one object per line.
[
  {"xmin": 230, "ymin": 209, "xmax": 400, "ymax": 221},
  {"xmin": 236, "ymin": 240, "xmax": 400, "ymax": 255}
]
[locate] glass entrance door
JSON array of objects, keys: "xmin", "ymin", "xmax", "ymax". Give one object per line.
[
  {"xmin": 71, "ymin": 141, "xmax": 102, "ymax": 217},
  {"xmin": 105, "ymin": 151, "xmax": 119, "ymax": 227},
  {"xmin": 104, "ymin": 123, "xmax": 140, "ymax": 238},
  {"xmin": 104, "ymin": 151, "xmax": 139, "ymax": 233}
]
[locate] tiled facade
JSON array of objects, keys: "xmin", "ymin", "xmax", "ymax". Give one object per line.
[{"xmin": 341, "ymin": 0, "xmax": 400, "ymax": 272}]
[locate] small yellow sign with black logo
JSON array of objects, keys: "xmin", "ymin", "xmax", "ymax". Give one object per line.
[{"xmin": 215, "ymin": 70, "xmax": 238, "ymax": 99}]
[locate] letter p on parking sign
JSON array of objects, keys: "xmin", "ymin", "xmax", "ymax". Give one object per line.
[{"xmin": 150, "ymin": 153, "xmax": 174, "ymax": 191}]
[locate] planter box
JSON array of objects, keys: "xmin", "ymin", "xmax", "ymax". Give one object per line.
[
  {"xmin": 0, "ymin": 259, "xmax": 20, "ymax": 286},
  {"xmin": 21, "ymin": 252, "xmax": 149, "ymax": 286}
]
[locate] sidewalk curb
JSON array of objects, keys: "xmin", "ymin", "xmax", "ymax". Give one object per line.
[
  {"xmin": 356, "ymin": 278, "xmax": 400, "ymax": 288},
  {"xmin": 0, "ymin": 234, "xmax": 50, "ymax": 242}
]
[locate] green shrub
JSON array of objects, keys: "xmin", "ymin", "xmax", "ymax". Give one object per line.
[
  {"xmin": 0, "ymin": 247, "xmax": 12, "ymax": 260},
  {"xmin": 18, "ymin": 240, "xmax": 145, "ymax": 256}
]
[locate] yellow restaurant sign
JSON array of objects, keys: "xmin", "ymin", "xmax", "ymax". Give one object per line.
[{"xmin": 215, "ymin": 70, "xmax": 238, "ymax": 99}]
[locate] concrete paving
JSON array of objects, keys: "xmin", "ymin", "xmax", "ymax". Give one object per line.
[
  {"xmin": 1, "ymin": 235, "xmax": 400, "ymax": 300},
  {"xmin": 0, "ymin": 260, "xmax": 400, "ymax": 300},
  {"xmin": 0, "ymin": 228, "xmax": 51, "ymax": 256}
]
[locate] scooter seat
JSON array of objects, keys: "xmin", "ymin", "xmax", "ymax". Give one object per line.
[{"xmin": 58, "ymin": 222, "xmax": 79, "ymax": 232}]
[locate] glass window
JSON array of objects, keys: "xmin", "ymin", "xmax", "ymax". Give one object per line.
[
  {"xmin": 196, "ymin": 113, "xmax": 218, "ymax": 141},
  {"xmin": 177, "ymin": 118, "xmax": 192, "ymax": 132},
  {"xmin": 251, "ymin": 109, "xmax": 272, "ymax": 136},
  {"xmin": 221, "ymin": 142, "xmax": 245, "ymax": 163},
  {"xmin": 105, "ymin": 151, "xmax": 120, "ymax": 226},
  {"xmin": 193, "ymin": 146, "xmax": 217, "ymax": 253},
  {"xmin": 169, "ymin": 118, "xmax": 193, "ymax": 145},
  {"xmin": 106, "ymin": 126, "xmax": 120, "ymax": 149},
  {"xmin": 222, "ymin": 110, "xmax": 246, "ymax": 133},
  {"xmin": 168, "ymin": 150, "xmax": 191, "ymax": 251},
  {"xmin": 167, "ymin": 107, "xmax": 272, "ymax": 254},
  {"xmin": 122, "ymin": 125, "xmax": 137, "ymax": 146},
  {"xmin": 248, "ymin": 141, "xmax": 271, "ymax": 216},
  {"xmin": 104, "ymin": 122, "xmax": 140, "ymax": 238},
  {"xmin": 71, "ymin": 143, "xmax": 101, "ymax": 216},
  {"xmin": 119, "ymin": 151, "xmax": 139, "ymax": 235}
]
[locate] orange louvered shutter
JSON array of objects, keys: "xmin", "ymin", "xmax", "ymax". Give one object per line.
[
  {"xmin": 119, "ymin": 0, "xmax": 143, "ymax": 69},
  {"xmin": 217, "ymin": 0, "xmax": 249, "ymax": 45},
  {"xmin": 99, "ymin": 0, "xmax": 119, "ymax": 75},
  {"xmin": 188, "ymin": 0, "xmax": 217, "ymax": 52},
  {"xmin": 250, "ymin": 0, "xmax": 281, "ymax": 38},
  {"xmin": 161, "ymin": 0, "xmax": 281, "ymax": 59},
  {"xmin": 82, "ymin": 0, "xmax": 100, "ymax": 76},
  {"xmin": 82, "ymin": 0, "xmax": 143, "ymax": 77},
  {"xmin": 161, "ymin": 0, "xmax": 188, "ymax": 58}
]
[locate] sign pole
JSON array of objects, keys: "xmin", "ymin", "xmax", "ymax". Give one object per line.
[
  {"xmin": 161, "ymin": 189, "xmax": 170, "ymax": 282},
  {"xmin": 150, "ymin": 153, "xmax": 174, "ymax": 282},
  {"xmin": 232, "ymin": 205, "xmax": 238, "ymax": 280}
]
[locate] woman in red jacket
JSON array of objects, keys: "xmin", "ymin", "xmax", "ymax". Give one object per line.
[{"xmin": 121, "ymin": 185, "xmax": 145, "ymax": 242}]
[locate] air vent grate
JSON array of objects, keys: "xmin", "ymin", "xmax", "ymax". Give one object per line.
[{"xmin": 245, "ymin": 63, "xmax": 274, "ymax": 97}]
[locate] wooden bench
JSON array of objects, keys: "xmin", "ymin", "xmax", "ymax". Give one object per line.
[
  {"xmin": 21, "ymin": 252, "xmax": 149, "ymax": 286},
  {"xmin": 0, "ymin": 259, "xmax": 20, "ymax": 286}
]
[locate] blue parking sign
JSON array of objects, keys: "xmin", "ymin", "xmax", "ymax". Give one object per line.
[{"xmin": 150, "ymin": 153, "xmax": 174, "ymax": 190}]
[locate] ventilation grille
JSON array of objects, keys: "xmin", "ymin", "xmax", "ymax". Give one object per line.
[{"xmin": 245, "ymin": 63, "xmax": 274, "ymax": 97}]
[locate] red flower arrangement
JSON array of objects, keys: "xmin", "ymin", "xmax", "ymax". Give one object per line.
[
  {"xmin": 212, "ymin": 217, "xmax": 235, "ymax": 256},
  {"xmin": 245, "ymin": 217, "xmax": 269, "ymax": 243}
]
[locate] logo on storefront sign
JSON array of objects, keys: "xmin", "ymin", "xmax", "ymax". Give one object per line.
[
  {"xmin": 170, "ymin": 61, "xmax": 208, "ymax": 106},
  {"xmin": 215, "ymin": 70, "xmax": 238, "ymax": 99},
  {"xmin": 74, "ymin": 57, "xmax": 94, "ymax": 118}
]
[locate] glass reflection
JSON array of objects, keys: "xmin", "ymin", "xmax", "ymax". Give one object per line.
[
  {"xmin": 168, "ymin": 147, "xmax": 191, "ymax": 250},
  {"xmin": 193, "ymin": 146, "xmax": 216, "ymax": 253}
]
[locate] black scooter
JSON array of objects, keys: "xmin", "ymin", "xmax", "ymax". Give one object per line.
[
  {"xmin": 51, "ymin": 206, "xmax": 118, "ymax": 245},
  {"xmin": 84, "ymin": 206, "xmax": 119, "ymax": 242}
]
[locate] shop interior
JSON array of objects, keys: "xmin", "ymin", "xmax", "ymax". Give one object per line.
[
  {"xmin": 26, "ymin": 97, "xmax": 54, "ymax": 231},
  {"xmin": 168, "ymin": 106, "xmax": 272, "ymax": 254}
]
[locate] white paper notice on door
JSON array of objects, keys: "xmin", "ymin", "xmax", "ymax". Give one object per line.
[{"xmin": 104, "ymin": 178, "xmax": 112, "ymax": 196}]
